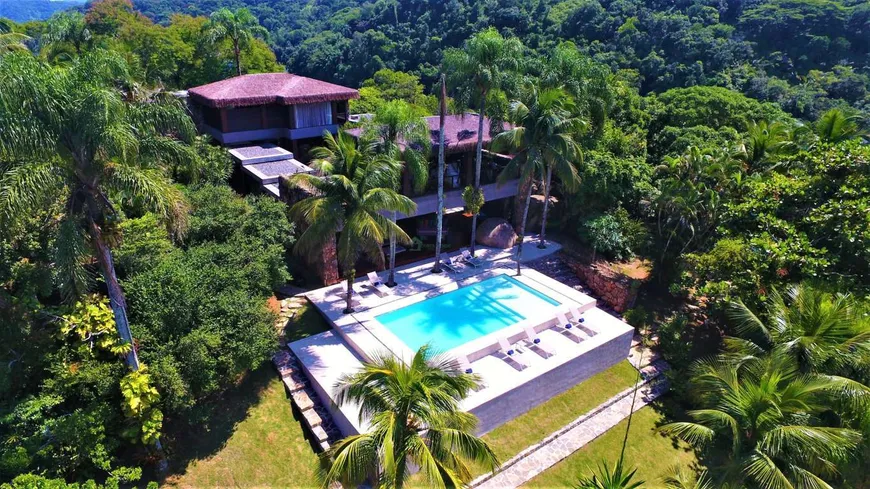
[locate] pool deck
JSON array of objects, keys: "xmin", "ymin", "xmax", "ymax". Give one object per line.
[{"xmin": 290, "ymin": 238, "xmax": 634, "ymax": 436}]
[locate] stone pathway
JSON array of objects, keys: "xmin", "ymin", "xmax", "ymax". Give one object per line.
[{"xmin": 470, "ymin": 371, "xmax": 669, "ymax": 489}]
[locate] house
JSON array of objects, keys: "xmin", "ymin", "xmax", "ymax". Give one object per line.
[
  {"xmin": 187, "ymin": 73, "xmax": 359, "ymax": 152},
  {"xmin": 346, "ymin": 113, "xmax": 518, "ymax": 219},
  {"xmin": 186, "ymin": 74, "xmax": 520, "ymax": 285}
]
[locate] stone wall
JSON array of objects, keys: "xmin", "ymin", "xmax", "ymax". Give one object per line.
[{"xmin": 565, "ymin": 258, "xmax": 641, "ymax": 313}]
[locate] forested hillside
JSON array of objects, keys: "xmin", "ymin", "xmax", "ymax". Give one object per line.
[
  {"xmin": 2, "ymin": 0, "xmax": 869, "ymax": 487},
  {"xmin": 0, "ymin": 1, "xmax": 86, "ymax": 22},
  {"xmin": 131, "ymin": 0, "xmax": 870, "ymax": 121}
]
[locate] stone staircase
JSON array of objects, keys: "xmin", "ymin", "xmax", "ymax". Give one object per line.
[{"xmin": 272, "ymin": 349, "xmax": 341, "ymax": 451}]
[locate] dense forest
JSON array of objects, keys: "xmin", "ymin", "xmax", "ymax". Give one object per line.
[
  {"xmin": 129, "ymin": 0, "xmax": 870, "ymax": 123},
  {"xmin": 1, "ymin": 0, "xmax": 869, "ymax": 487}
]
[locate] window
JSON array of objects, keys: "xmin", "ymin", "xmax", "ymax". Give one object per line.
[{"xmin": 294, "ymin": 102, "xmax": 332, "ymax": 128}]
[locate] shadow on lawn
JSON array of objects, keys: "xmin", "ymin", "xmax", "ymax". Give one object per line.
[{"xmin": 155, "ymin": 302, "xmax": 331, "ymax": 484}]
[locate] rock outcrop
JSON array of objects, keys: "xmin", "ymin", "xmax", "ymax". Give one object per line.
[{"xmin": 476, "ymin": 217, "xmax": 518, "ymax": 248}]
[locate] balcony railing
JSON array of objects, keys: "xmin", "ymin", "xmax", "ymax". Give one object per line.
[{"xmin": 396, "ymin": 179, "xmax": 520, "ymax": 219}]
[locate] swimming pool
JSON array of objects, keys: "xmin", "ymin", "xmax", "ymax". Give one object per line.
[{"xmin": 375, "ymin": 274, "xmax": 561, "ymax": 352}]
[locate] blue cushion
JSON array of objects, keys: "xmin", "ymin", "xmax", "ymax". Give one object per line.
[
  {"xmin": 579, "ymin": 318, "xmax": 585, "ymax": 323},
  {"xmin": 507, "ymin": 349, "xmax": 515, "ymax": 355},
  {"xmin": 533, "ymin": 338, "xmax": 541, "ymax": 344},
  {"xmin": 465, "ymin": 368, "xmax": 473, "ymax": 374},
  {"xmin": 565, "ymin": 324, "xmax": 572, "ymax": 329}
]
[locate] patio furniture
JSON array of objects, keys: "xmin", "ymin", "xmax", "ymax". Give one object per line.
[
  {"xmin": 460, "ymin": 248, "xmax": 484, "ymax": 267},
  {"xmin": 569, "ymin": 306, "xmax": 598, "ymax": 337},
  {"xmin": 456, "ymin": 354, "xmax": 474, "ymax": 374},
  {"xmin": 441, "ymin": 256, "xmax": 462, "ymax": 274},
  {"xmin": 497, "ymin": 336, "xmax": 531, "ymax": 370},
  {"xmin": 366, "ymin": 271, "xmax": 392, "ymax": 297},
  {"xmin": 556, "ymin": 312, "xmax": 586, "ymax": 343},
  {"xmin": 522, "ymin": 325, "xmax": 555, "ymax": 358}
]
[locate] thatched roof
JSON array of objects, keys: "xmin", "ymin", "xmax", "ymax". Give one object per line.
[
  {"xmin": 347, "ymin": 113, "xmax": 505, "ymax": 154},
  {"xmin": 188, "ymin": 73, "xmax": 360, "ymax": 109}
]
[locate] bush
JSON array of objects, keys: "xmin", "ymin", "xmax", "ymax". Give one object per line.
[
  {"xmin": 123, "ymin": 185, "xmax": 294, "ymax": 414},
  {"xmin": 578, "ymin": 208, "xmax": 648, "ymax": 261}
]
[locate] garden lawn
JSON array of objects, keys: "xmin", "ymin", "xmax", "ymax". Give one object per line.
[
  {"xmin": 482, "ymin": 360, "xmax": 639, "ymax": 464},
  {"xmin": 163, "ymin": 302, "xmax": 329, "ymax": 488},
  {"xmin": 523, "ymin": 401, "xmax": 700, "ymax": 488}
]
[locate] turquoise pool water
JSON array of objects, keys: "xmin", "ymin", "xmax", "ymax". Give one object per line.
[{"xmin": 375, "ymin": 274, "xmax": 561, "ymax": 352}]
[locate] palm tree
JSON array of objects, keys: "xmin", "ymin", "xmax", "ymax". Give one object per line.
[
  {"xmin": 0, "ymin": 19, "xmax": 30, "ymax": 54},
  {"xmin": 0, "ymin": 51, "xmax": 196, "ymax": 373},
  {"xmin": 815, "ymin": 108, "xmax": 866, "ymax": 143},
  {"xmin": 652, "ymin": 147, "xmax": 740, "ymax": 266},
  {"xmin": 662, "ymin": 467, "xmax": 713, "ymax": 489},
  {"xmin": 735, "ymin": 120, "xmax": 795, "ymax": 171},
  {"xmin": 286, "ymin": 131, "xmax": 415, "ymax": 314},
  {"xmin": 203, "ymin": 8, "xmax": 269, "ymax": 77},
  {"xmin": 443, "ymin": 28, "xmax": 523, "ymax": 257},
  {"xmin": 365, "ymin": 100, "xmax": 430, "ymax": 286},
  {"xmin": 576, "ymin": 461, "xmax": 645, "ymax": 489},
  {"xmin": 41, "ymin": 11, "xmax": 92, "ymax": 55},
  {"xmin": 320, "ymin": 345, "xmax": 499, "ymax": 488},
  {"xmin": 493, "ymin": 86, "xmax": 583, "ymax": 275},
  {"xmin": 432, "ymin": 73, "xmax": 448, "ymax": 274},
  {"xmin": 660, "ymin": 352, "xmax": 868, "ymax": 489},
  {"xmin": 725, "ymin": 282, "xmax": 870, "ymax": 375}
]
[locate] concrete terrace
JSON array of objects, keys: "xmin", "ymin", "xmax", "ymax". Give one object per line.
[{"xmin": 289, "ymin": 238, "xmax": 635, "ymax": 437}]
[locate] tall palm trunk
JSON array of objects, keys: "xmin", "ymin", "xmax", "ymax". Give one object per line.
[
  {"xmin": 88, "ymin": 219, "xmax": 140, "ymax": 371},
  {"xmin": 538, "ymin": 165, "xmax": 553, "ymax": 249},
  {"xmin": 387, "ymin": 212, "xmax": 397, "ymax": 286},
  {"xmin": 344, "ymin": 270, "xmax": 355, "ymax": 314},
  {"xmin": 515, "ymin": 179, "xmax": 534, "ymax": 276},
  {"xmin": 233, "ymin": 40, "xmax": 242, "ymax": 76},
  {"xmin": 89, "ymin": 218, "xmax": 168, "ymax": 472},
  {"xmin": 469, "ymin": 94, "xmax": 486, "ymax": 256},
  {"xmin": 432, "ymin": 74, "xmax": 447, "ymax": 273}
]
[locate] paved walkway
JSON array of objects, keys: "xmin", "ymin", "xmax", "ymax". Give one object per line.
[{"xmin": 470, "ymin": 362, "xmax": 669, "ymax": 489}]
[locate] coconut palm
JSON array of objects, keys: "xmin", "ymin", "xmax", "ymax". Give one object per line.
[
  {"xmin": 0, "ymin": 19, "xmax": 30, "ymax": 54},
  {"xmin": 0, "ymin": 51, "xmax": 197, "ymax": 372},
  {"xmin": 735, "ymin": 120, "xmax": 795, "ymax": 171},
  {"xmin": 203, "ymin": 8, "xmax": 269, "ymax": 76},
  {"xmin": 576, "ymin": 461, "xmax": 645, "ymax": 489},
  {"xmin": 320, "ymin": 345, "xmax": 499, "ymax": 488},
  {"xmin": 662, "ymin": 467, "xmax": 714, "ymax": 489},
  {"xmin": 365, "ymin": 100, "xmax": 430, "ymax": 286},
  {"xmin": 492, "ymin": 86, "xmax": 583, "ymax": 274},
  {"xmin": 660, "ymin": 352, "xmax": 869, "ymax": 489},
  {"xmin": 286, "ymin": 131, "xmax": 415, "ymax": 314},
  {"xmin": 443, "ymin": 28, "xmax": 523, "ymax": 256},
  {"xmin": 725, "ymin": 282, "xmax": 870, "ymax": 375},
  {"xmin": 814, "ymin": 108, "xmax": 866, "ymax": 144}
]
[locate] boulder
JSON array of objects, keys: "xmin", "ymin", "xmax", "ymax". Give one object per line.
[{"xmin": 476, "ymin": 217, "xmax": 518, "ymax": 248}]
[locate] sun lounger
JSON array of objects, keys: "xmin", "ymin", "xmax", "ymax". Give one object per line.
[
  {"xmin": 460, "ymin": 248, "xmax": 484, "ymax": 268},
  {"xmin": 456, "ymin": 354, "xmax": 474, "ymax": 374},
  {"xmin": 366, "ymin": 271, "xmax": 392, "ymax": 297},
  {"xmin": 522, "ymin": 325, "xmax": 555, "ymax": 358},
  {"xmin": 556, "ymin": 312, "xmax": 586, "ymax": 343},
  {"xmin": 441, "ymin": 256, "xmax": 461, "ymax": 273},
  {"xmin": 497, "ymin": 336, "xmax": 531, "ymax": 370},
  {"xmin": 569, "ymin": 306, "xmax": 597, "ymax": 336}
]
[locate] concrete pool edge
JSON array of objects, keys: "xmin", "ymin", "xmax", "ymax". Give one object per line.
[{"xmin": 296, "ymin": 258, "xmax": 635, "ymax": 437}]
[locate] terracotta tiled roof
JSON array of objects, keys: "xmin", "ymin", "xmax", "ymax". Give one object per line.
[
  {"xmin": 347, "ymin": 113, "xmax": 505, "ymax": 154},
  {"xmin": 188, "ymin": 73, "xmax": 360, "ymax": 108}
]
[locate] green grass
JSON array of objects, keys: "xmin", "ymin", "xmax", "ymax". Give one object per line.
[
  {"xmin": 162, "ymin": 301, "xmax": 330, "ymax": 488},
  {"xmin": 482, "ymin": 360, "xmax": 639, "ymax": 464},
  {"xmin": 523, "ymin": 401, "xmax": 700, "ymax": 489}
]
